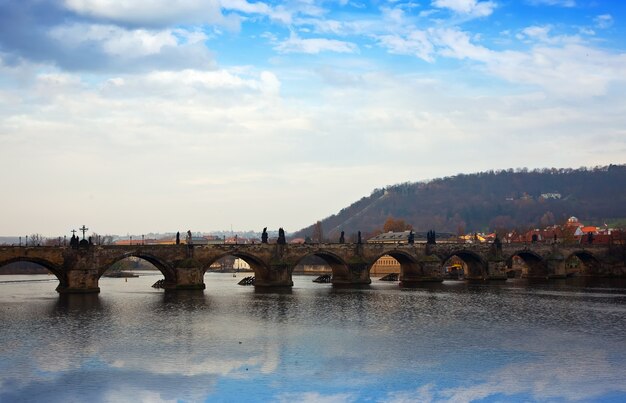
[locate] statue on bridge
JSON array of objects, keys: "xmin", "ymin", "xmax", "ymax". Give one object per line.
[
  {"xmin": 357, "ymin": 231, "xmax": 362, "ymax": 244},
  {"xmin": 492, "ymin": 234, "xmax": 502, "ymax": 255},
  {"xmin": 408, "ymin": 230, "xmax": 415, "ymax": 244},
  {"xmin": 70, "ymin": 234, "xmax": 79, "ymax": 249},
  {"xmin": 494, "ymin": 234, "xmax": 502, "ymax": 249},
  {"xmin": 261, "ymin": 228, "xmax": 268, "ymax": 244},
  {"xmin": 427, "ymin": 230, "xmax": 436, "ymax": 244},
  {"xmin": 277, "ymin": 228, "xmax": 286, "ymax": 245},
  {"xmin": 339, "ymin": 231, "xmax": 345, "ymax": 244},
  {"xmin": 176, "ymin": 232, "xmax": 180, "ymax": 245}
]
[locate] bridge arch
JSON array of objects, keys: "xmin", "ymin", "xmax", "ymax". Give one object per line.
[
  {"xmin": 371, "ymin": 249, "xmax": 423, "ymax": 279},
  {"xmin": 99, "ymin": 252, "xmax": 176, "ymax": 283},
  {"xmin": 439, "ymin": 250, "xmax": 487, "ymax": 280},
  {"xmin": 202, "ymin": 250, "xmax": 270, "ymax": 278},
  {"xmin": 0, "ymin": 257, "xmax": 68, "ymax": 289},
  {"xmin": 293, "ymin": 250, "xmax": 350, "ymax": 280},
  {"xmin": 506, "ymin": 250, "xmax": 547, "ymax": 278},
  {"xmin": 565, "ymin": 250, "xmax": 602, "ymax": 276}
]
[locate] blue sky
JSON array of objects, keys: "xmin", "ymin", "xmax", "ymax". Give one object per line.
[{"xmin": 0, "ymin": 0, "xmax": 625, "ymax": 236}]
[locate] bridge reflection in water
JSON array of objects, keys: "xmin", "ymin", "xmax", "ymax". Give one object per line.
[{"xmin": 0, "ymin": 242, "xmax": 622, "ymax": 293}]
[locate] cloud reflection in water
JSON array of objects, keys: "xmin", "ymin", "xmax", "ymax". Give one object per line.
[{"xmin": 1, "ymin": 275, "xmax": 625, "ymax": 402}]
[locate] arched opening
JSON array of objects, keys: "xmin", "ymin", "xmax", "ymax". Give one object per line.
[
  {"xmin": 206, "ymin": 256, "xmax": 253, "ymax": 273},
  {"xmin": 293, "ymin": 255, "xmax": 332, "ymax": 275},
  {"xmin": 441, "ymin": 251, "xmax": 486, "ymax": 280},
  {"xmin": 507, "ymin": 251, "xmax": 547, "ymax": 278},
  {"xmin": 293, "ymin": 252, "xmax": 350, "ymax": 283},
  {"xmin": 99, "ymin": 253, "xmax": 176, "ymax": 288},
  {"xmin": 0, "ymin": 257, "xmax": 67, "ymax": 290},
  {"xmin": 370, "ymin": 254, "xmax": 400, "ymax": 278},
  {"xmin": 203, "ymin": 252, "xmax": 268, "ymax": 284},
  {"xmin": 373, "ymin": 250, "xmax": 423, "ymax": 282},
  {"xmin": 441, "ymin": 255, "xmax": 467, "ymax": 280},
  {"xmin": 566, "ymin": 251, "xmax": 602, "ymax": 276}
]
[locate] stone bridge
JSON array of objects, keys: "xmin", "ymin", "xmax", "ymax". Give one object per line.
[{"xmin": 0, "ymin": 242, "xmax": 623, "ymax": 293}]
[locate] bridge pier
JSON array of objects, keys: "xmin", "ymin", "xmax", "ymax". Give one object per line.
[
  {"xmin": 255, "ymin": 264, "xmax": 294, "ymax": 287},
  {"xmin": 486, "ymin": 260, "xmax": 508, "ymax": 281},
  {"xmin": 609, "ymin": 263, "xmax": 626, "ymax": 277},
  {"xmin": 546, "ymin": 257, "xmax": 567, "ymax": 279},
  {"xmin": 333, "ymin": 262, "xmax": 371, "ymax": 285},
  {"xmin": 399, "ymin": 255, "xmax": 443, "ymax": 285},
  {"xmin": 59, "ymin": 268, "xmax": 100, "ymax": 294},
  {"xmin": 171, "ymin": 266, "xmax": 206, "ymax": 290},
  {"xmin": 58, "ymin": 252, "xmax": 101, "ymax": 293}
]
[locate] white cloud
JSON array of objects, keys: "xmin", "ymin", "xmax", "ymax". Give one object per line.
[
  {"xmin": 219, "ymin": 0, "xmax": 293, "ymax": 24},
  {"xmin": 280, "ymin": 0, "xmax": 327, "ymax": 18},
  {"xmin": 384, "ymin": 384, "xmax": 435, "ymax": 403},
  {"xmin": 516, "ymin": 25, "xmax": 583, "ymax": 45},
  {"xmin": 275, "ymin": 32, "xmax": 359, "ymax": 54},
  {"xmin": 478, "ymin": 35, "xmax": 626, "ymax": 97},
  {"xmin": 277, "ymin": 392, "xmax": 356, "ymax": 403},
  {"xmin": 377, "ymin": 31, "xmax": 435, "ymax": 62},
  {"xmin": 1, "ymin": 56, "xmax": 625, "ymax": 235},
  {"xmin": 296, "ymin": 18, "xmax": 345, "ymax": 35},
  {"xmin": 594, "ymin": 14, "xmax": 614, "ymax": 29},
  {"xmin": 50, "ymin": 24, "xmax": 179, "ymax": 57},
  {"xmin": 43, "ymin": 23, "xmax": 215, "ymax": 72},
  {"xmin": 578, "ymin": 27, "xmax": 595, "ymax": 36},
  {"xmin": 434, "ymin": 28, "xmax": 492, "ymax": 60},
  {"xmin": 526, "ymin": 0, "xmax": 576, "ymax": 7},
  {"xmin": 2, "ymin": 0, "xmax": 626, "ymax": 236},
  {"xmin": 438, "ymin": 333, "xmax": 626, "ymax": 402},
  {"xmin": 63, "ymin": 0, "xmax": 238, "ymax": 29},
  {"xmin": 224, "ymin": 0, "xmax": 330, "ymax": 25},
  {"xmin": 220, "ymin": 0, "xmax": 271, "ymax": 14},
  {"xmin": 382, "ymin": 6, "xmax": 407, "ymax": 25},
  {"xmin": 378, "ymin": 26, "xmax": 626, "ymax": 98},
  {"xmin": 518, "ymin": 25, "xmax": 552, "ymax": 41},
  {"xmin": 432, "ymin": 0, "xmax": 496, "ymax": 17},
  {"xmin": 294, "ymin": 17, "xmax": 381, "ymax": 37}
]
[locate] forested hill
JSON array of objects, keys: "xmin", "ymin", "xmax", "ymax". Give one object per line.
[{"xmin": 294, "ymin": 165, "xmax": 626, "ymax": 239}]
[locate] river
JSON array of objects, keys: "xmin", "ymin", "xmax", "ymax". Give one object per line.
[{"xmin": 1, "ymin": 273, "xmax": 625, "ymax": 402}]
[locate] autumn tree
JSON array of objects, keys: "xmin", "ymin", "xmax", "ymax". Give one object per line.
[
  {"xmin": 489, "ymin": 215, "xmax": 515, "ymax": 235},
  {"xmin": 383, "ymin": 217, "xmax": 413, "ymax": 232}
]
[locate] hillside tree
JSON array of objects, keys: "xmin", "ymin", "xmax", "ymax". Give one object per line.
[
  {"xmin": 312, "ymin": 221, "xmax": 324, "ymax": 243},
  {"xmin": 383, "ymin": 217, "xmax": 413, "ymax": 232}
]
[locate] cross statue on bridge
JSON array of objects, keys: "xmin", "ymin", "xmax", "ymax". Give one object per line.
[
  {"xmin": 71, "ymin": 229, "xmax": 77, "ymax": 237},
  {"xmin": 79, "ymin": 225, "xmax": 89, "ymax": 240}
]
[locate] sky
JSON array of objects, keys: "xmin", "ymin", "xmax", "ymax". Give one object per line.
[{"xmin": 1, "ymin": 0, "xmax": 625, "ymax": 237}]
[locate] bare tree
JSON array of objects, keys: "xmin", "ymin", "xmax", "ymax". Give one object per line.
[
  {"xmin": 91, "ymin": 233, "xmax": 115, "ymax": 245},
  {"xmin": 43, "ymin": 237, "xmax": 61, "ymax": 246},
  {"xmin": 28, "ymin": 233, "xmax": 45, "ymax": 246},
  {"xmin": 312, "ymin": 221, "xmax": 324, "ymax": 243}
]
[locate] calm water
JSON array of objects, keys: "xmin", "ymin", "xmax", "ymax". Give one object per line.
[{"xmin": 1, "ymin": 273, "xmax": 625, "ymax": 402}]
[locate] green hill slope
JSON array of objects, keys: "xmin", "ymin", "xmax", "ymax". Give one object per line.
[{"xmin": 294, "ymin": 165, "xmax": 626, "ymax": 240}]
